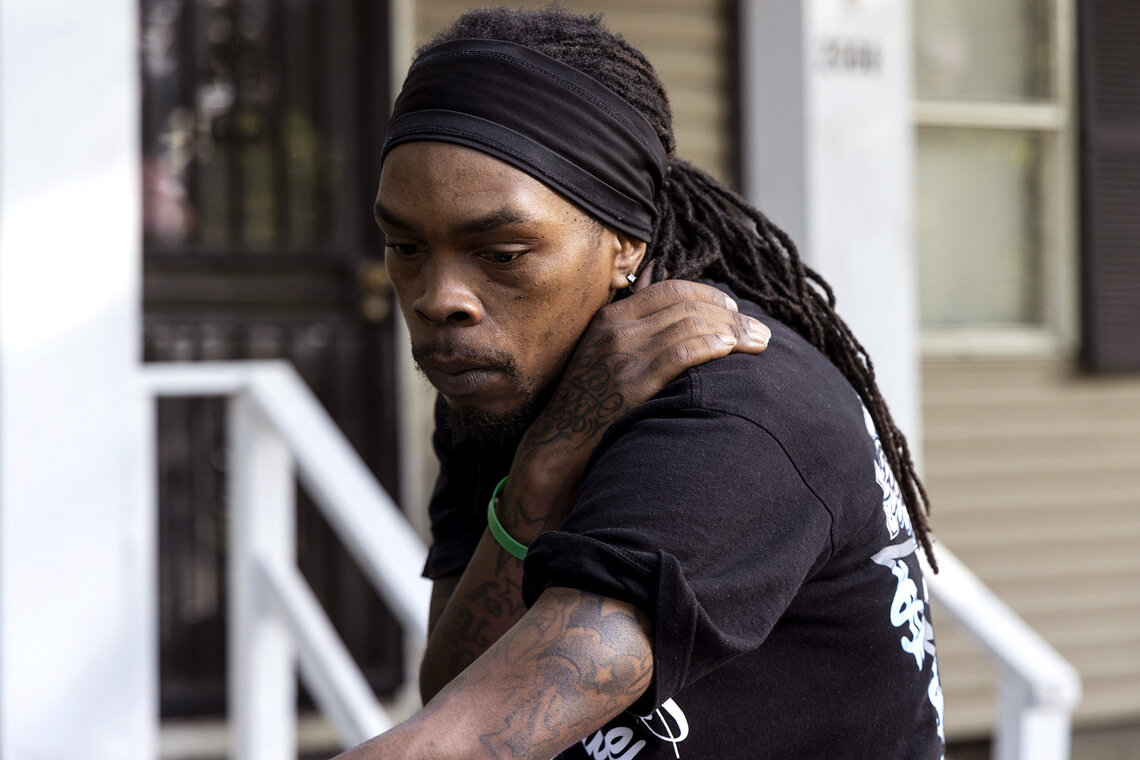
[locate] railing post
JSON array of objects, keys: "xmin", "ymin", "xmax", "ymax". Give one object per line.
[
  {"xmin": 927, "ymin": 546, "xmax": 1080, "ymax": 760},
  {"xmin": 229, "ymin": 391, "xmax": 297, "ymax": 760},
  {"xmin": 994, "ymin": 670, "xmax": 1073, "ymax": 760}
]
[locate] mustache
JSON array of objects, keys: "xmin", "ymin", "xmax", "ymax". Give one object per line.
[{"xmin": 411, "ymin": 336, "xmax": 520, "ymax": 376}]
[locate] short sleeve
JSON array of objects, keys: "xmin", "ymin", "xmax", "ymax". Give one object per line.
[
  {"xmin": 522, "ymin": 382, "xmax": 834, "ymax": 710},
  {"xmin": 422, "ymin": 395, "xmax": 511, "ymax": 579}
]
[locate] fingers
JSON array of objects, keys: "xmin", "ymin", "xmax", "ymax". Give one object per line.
[
  {"xmin": 602, "ymin": 281, "xmax": 769, "ymax": 347},
  {"xmin": 643, "ymin": 333, "xmax": 747, "ymax": 384},
  {"xmin": 578, "ymin": 279, "xmax": 772, "ymax": 406},
  {"xmin": 609, "ymin": 279, "xmax": 739, "ymax": 319},
  {"xmin": 638, "ymin": 315, "xmax": 767, "ymax": 391},
  {"xmin": 613, "ymin": 299, "xmax": 768, "ymax": 399},
  {"xmin": 642, "ymin": 298, "xmax": 770, "ymax": 353}
]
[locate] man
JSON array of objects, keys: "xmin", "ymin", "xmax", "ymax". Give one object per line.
[{"xmin": 340, "ymin": 8, "xmax": 943, "ymax": 759}]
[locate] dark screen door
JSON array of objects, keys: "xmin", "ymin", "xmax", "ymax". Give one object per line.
[{"xmin": 141, "ymin": 0, "xmax": 401, "ymax": 715}]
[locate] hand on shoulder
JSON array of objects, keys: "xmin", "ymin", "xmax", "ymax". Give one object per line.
[{"xmin": 506, "ymin": 276, "xmax": 770, "ymax": 533}]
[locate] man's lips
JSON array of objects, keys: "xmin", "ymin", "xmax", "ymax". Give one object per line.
[{"xmin": 418, "ymin": 357, "xmax": 508, "ymax": 399}]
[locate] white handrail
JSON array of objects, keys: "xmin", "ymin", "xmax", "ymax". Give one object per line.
[
  {"xmin": 142, "ymin": 360, "xmax": 1081, "ymax": 760},
  {"xmin": 925, "ymin": 547, "xmax": 1081, "ymax": 760},
  {"xmin": 144, "ymin": 361, "xmax": 431, "ymax": 637},
  {"xmin": 244, "ymin": 365, "xmax": 430, "ymax": 638},
  {"xmin": 260, "ymin": 559, "xmax": 393, "ymax": 743},
  {"xmin": 142, "ymin": 361, "xmax": 431, "ymax": 758}
]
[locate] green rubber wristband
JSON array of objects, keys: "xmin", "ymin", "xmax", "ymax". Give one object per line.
[{"xmin": 487, "ymin": 476, "xmax": 529, "ymax": 560}]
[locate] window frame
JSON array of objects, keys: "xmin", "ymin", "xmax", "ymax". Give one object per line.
[{"xmin": 913, "ymin": 0, "xmax": 1079, "ymax": 359}]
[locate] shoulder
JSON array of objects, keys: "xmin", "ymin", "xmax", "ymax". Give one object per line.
[
  {"xmin": 658, "ymin": 283, "xmax": 873, "ymax": 460},
  {"xmin": 589, "ymin": 281, "xmax": 881, "ymax": 524}
]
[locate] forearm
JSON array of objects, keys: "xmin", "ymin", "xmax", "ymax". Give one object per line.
[
  {"xmin": 343, "ymin": 587, "xmax": 654, "ymax": 760},
  {"xmin": 420, "ymin": 531, "xmax": 526, "ymax": 701},
  {"xmin": 420, "ymin": 459, "xmax": 577, "ymax": 701}
]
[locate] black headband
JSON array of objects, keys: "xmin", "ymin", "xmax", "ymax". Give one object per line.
[{"xmin": 382, "ymin": 39, "xmax": 668, "ymax": 241}]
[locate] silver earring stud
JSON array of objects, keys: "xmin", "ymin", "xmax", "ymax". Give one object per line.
[{"xmin": 626, "ymin": 272, "xmax": 637, "ymax": 285}]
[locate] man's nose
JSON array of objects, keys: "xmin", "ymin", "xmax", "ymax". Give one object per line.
[{"xmin": 412, "ymin": 259, "xmax": 484, "ymax": 326}]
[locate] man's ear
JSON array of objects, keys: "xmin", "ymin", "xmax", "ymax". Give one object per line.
[{"xmin": 607, "ymin": 230, "xmax": 648, "ymax": 291}]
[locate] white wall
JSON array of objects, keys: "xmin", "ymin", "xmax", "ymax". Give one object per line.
[
  {"xmin": 0, "ymin": 0, "xmax": 153, "ymax": 757},
  {"xmin": 740, "ymin": 0, "xmax": 921, "ymax": 458}
]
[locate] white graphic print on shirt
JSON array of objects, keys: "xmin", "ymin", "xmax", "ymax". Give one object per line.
[
  {"xmin": 581, "ymin": 699, "xmax": 689, "ymax": 760},
  {"xmin": 637, "ymin": 699, "xmax": 689, "ymax": 757},
  {"xmin": 581, "ymin": 726, "xmax": 645, "ymax": 760},
  {"xmin": 872, "ymin": 539, "xmax": 932, "ymax": 669},
  {"xmin": 863, "ymin": 406, "xmax": 912, "ymax": 540},
  {"xmin": 929, "ymin": 656, "xmax": 945, "ymax": 747},
  {"xmin": 863, "ymin": 406, "xmax": 946, "ymax": 752}
]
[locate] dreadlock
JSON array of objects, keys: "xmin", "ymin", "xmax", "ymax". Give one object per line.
[{"xmin": 422, "ymin": 6, "xmax": 936, "ymax": 570}]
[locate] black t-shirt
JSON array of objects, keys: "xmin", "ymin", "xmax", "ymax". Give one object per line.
[{"xmin": 424, "ymin": 284, "xmax": 945, "ymax": 760}]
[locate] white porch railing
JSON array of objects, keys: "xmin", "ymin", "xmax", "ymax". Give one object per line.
[
  {"xmin": 925, "ymin": 548, "xmax": 1081, "ymax": 760},
  {"xmin": 143, "ymin": 360, "xmax": 431, "ymax": 759},
  {"xmin": 141, "ymin": 360, "xmax": 1080, "ymax": 760}
]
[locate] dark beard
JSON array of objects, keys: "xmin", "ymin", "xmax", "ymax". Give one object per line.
[
  {"xmin": 413, "ymin": 334, "xmax": 549, "ymax": 451},
  {"xmin": 439, "ymin": 390, "xmax": 544, "ymax": 453}
]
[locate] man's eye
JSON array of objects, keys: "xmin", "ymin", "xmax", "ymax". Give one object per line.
[
  {"xmin": 481, "ymin": 250, "xmax": 526, "ymax": 265},
  {"xmin": 385, "ymin": 242, "xmax": 420, "ymax": 256}
]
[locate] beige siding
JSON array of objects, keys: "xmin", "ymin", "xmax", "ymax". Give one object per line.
[
  {"xmin": 410, "ymin": 0, "xmax": 733, "ymax": 182},
  {"xmin": 923, "ymin": 357, "xmax": 1140, "ymax": 738}
]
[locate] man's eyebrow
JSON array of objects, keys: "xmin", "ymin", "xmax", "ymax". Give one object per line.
[
  {"xmin": 373, "ymin": 201, "xmax": 410, "ymax": 228},
  {"xmin": 373, "ymin": 202, "xmax": 534, "ymax": 235},
  {"xmin": 454, "ymin": 207, "xmax": 531, "ymax": 234}
]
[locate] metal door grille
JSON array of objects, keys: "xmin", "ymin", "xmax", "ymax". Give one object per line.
[{"xmin": 141, "ymin": 0, "xmax": 398, "ymax": 716}]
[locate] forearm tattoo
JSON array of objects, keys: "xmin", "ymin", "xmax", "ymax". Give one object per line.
[
  {"xmin": 475, "ymin": 589, "xmax": 653, "ymax": 758},
  {"xmin": 430, "ymin": 574, "xmax": 523, "ymax": 688},
  {"xmin": 442, "ymin": 606, "xmax": 492, "ymax": 678},
  {"xmin": 469, "ymin": 576, "xmax": 526, "ymax": 619}
]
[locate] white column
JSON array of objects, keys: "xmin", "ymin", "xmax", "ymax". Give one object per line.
[
  {"xmin": 0, "ymin": 0, "xmax": 151, "ymax": 758},
  {"xmin": 740, "ymin": 0, "xmax": 921, "ymax": 458}
]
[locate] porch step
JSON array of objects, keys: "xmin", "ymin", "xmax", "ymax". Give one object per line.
[{"xmin": 160, "ymin": 713, "xmax": 340, "ymax": 760}]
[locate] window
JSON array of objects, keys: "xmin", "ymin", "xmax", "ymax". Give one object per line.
[{"xmin": 913, "ymin": 0, "xmax": 1076, "ymax": 353}]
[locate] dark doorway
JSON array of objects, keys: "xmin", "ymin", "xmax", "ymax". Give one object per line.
[{"xmin": 141, "ymin": 0, "xmax": 400, "ymax": 716}]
